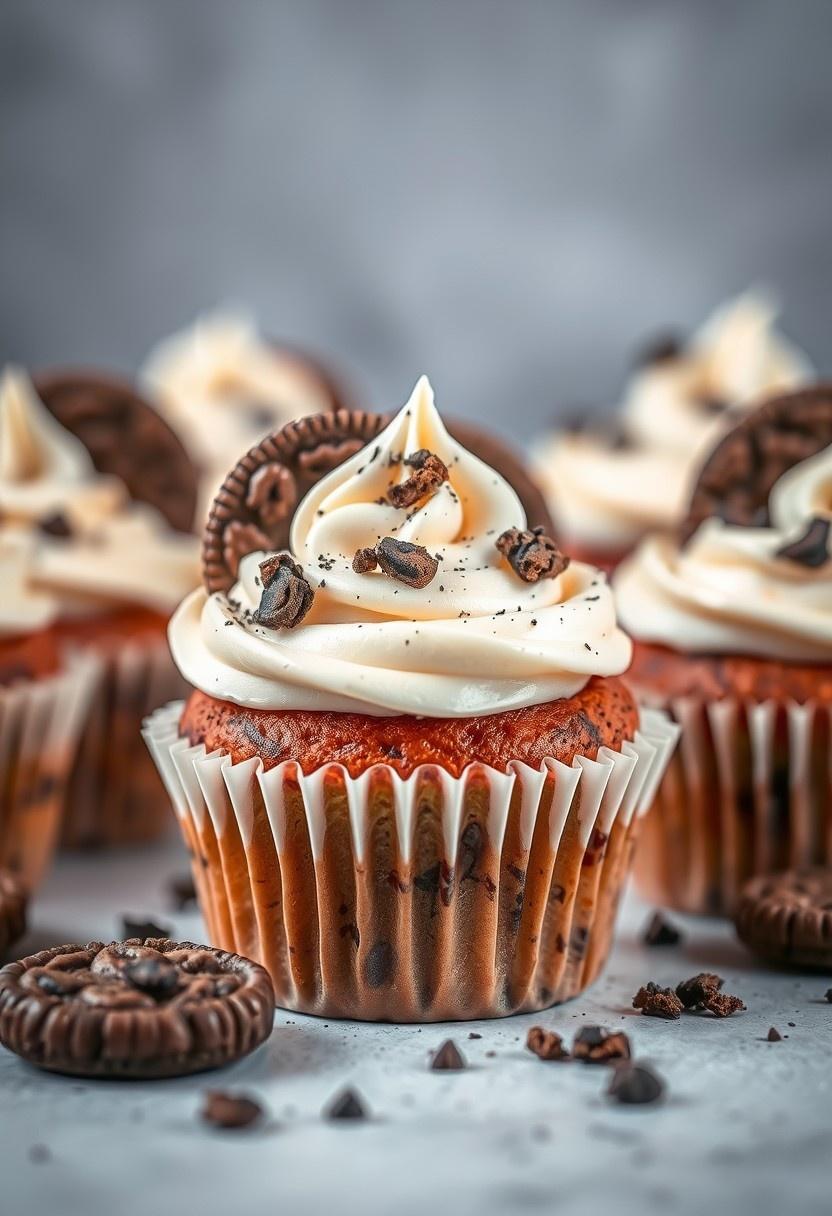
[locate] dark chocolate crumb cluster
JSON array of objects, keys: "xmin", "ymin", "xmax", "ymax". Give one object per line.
[
  {"xmin": 633, "ymin": 982, "xmax": 684, "ymax": 1020},
  {"xmin": 495, "ymin": 526, "xmax": 570, "ymax": 583},
  {"xmin": 386, "ymin": 449, "xmax": 449, "ymax": 509},
  {"xmin": 633, "ymin": 972, "xmax": 745, "ymax": 1020},
  {"xmin": 254, "ymin": 553, "xmax": 314, "ymax": 629},
  {"xmin": 352, "ymin": 537, "xmax": 439, "ymax": 589},
  {"xmin": 525, "ymin": 1025, "xmax": 630, "ymax": 1064}
]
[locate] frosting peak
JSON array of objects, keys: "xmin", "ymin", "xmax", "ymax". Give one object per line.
[{"xmin": 170, "ymin": 377, "xmax": 632, "ymax": 716}]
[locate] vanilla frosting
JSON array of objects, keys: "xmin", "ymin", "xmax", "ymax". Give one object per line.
[
  {"xmin": 615, "ymin": 444, "xmax": 832, "ymax": 661},
  {"xmin": 142, "ymin": 310, "xmax": 336, "ymax": 517},
  {"xmin": 535, "ymin": 291, "xmax": 812, "ymax": 551},
  {"xmin": 169, "ymin": 376, "xmax": 632, "ymax": 716},
  {"xmin": 0, "ymin": 367, "xmax": 199, "ymax": 635}
]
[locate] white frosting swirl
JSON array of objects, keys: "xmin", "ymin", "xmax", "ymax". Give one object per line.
[
  {"xmin": 535, "ymin": 291, "xmax": 811, "ymax": 551},
  {"xmin": 0, "ymin": 367, "xmax": 199, "ymax": 634},
  {"xmin": 170, "ymin": 376, "xmax": 631, "ymax": 715},
  {"xmin": 615, "ymin": 445, "xmax": 832, "ymax": 661}
]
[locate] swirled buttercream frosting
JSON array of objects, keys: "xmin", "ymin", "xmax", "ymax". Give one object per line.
[
  {"xmin": 169, "ymin": 376, "xmax": 632, "ymax": 715},
  {"xmin": 0, "ymin": 367, "xmax": 198, "ymax": 634},
  {"xmin": 615, "ymin": 443, "xmax": 832, "ymax": 661}
]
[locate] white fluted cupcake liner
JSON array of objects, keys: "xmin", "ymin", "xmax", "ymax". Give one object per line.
[
  {"xmin": 61, "ymin": 635, "xmax": 189, "ymax": 849},
  {"xmin": 0, "ymin": 654, "xmax": 98, "ymax": 889},
  {"xmin": 144, "ymin": 703, "xmax": 677, "ymax": 1021},
  {"xmin": 634, "ymin": 695, "xmax": 832, "ymax": 916}
]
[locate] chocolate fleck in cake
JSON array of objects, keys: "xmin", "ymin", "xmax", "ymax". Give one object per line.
[
  {"xmin": 0, "ymin": 366, "xmax": 200, "ymax": 851},
  {"xmin": 0, "ymin": 939, "xmax": 274, "ymax": 1078},
  {"xmin": 615, "ymin": 384, "xmax": 832, "ymax": 917},
  {"xmin": 145, "ymin": 375, "xmax": 677, "ymax": 1021},
  {"xmin": 533, "ymin": 291, "xmax": 811, "ymax": 572}
]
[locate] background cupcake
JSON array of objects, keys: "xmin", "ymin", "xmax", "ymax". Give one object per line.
[
  {"xmin": 146, "ymin": 377, "xmax": 676, "ymax": 1021},
  {"xmin": 533, "ymin": 291, "xmax": 811, "ymax": 571},
  {"xmin": 0, "ymin": 366, "xmax": 200, "ymax": 849},
  {"xmin": 142, "ymin": 309, "xmax": 351, "ymax": 523},
  {"xmin": 615, "ymin": 384, "xmax": 832, "ymax": 916}
]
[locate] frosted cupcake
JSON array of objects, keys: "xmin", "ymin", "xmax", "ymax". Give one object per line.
[
  {"xmin": 145, "ymin": 377, "xmax": 677, "ymax": 1021},
  {"xmin": 534, "ymin": 291, "xmax": 811, "ymax": 571},
  {"xmin": 615, "ymin": 384, "xmax": 832, "ymax": 915},
  {"xmin": 0, "ymin": 367, "xmax": 199, "ymax": 848},
  {"xmin": 142, "ymin": 309, "xmax": 349, "ymax": 522}
]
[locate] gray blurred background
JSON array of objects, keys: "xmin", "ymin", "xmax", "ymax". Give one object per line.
[{"xmin": 2, "ymin": 0, "xmax": 831, "ymax": 437}]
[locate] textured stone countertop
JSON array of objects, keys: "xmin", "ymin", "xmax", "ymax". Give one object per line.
[{"xmin": 1, "ymin": 837, "xmax": 829, "ymax": 1216}]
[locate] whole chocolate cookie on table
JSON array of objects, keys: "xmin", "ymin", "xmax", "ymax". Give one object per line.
[
  {"xmin": 0, "ymin": 872, "xmax": 26, "ymax": 957},
  {"xmin": 734, "ymin": 869, "xmax": 832, "ymax": 970},
  {"xmin": 0, "ymin": 939, "xmax": 274, "ymax": 1078}
]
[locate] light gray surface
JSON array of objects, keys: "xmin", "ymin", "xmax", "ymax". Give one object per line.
[
  {"xmin": 1, "ymin": 839, "xmax": 829, "ymax": 1216},
  {"xmin": 2, "ymin": 0, "xmax": 832, "ymax": 435}
]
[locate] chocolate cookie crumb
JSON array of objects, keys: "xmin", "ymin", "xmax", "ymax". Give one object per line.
[
  {"xmin": 468, "ymin": 1032, "xmax": 482, "ymax": 1040},
  {"xmin": 495, "ymin": 527, "xmax": 569, "ymax": 583},
  {"xmin": 633, "ymin": 982, "xmax": 683, "ymax": 1020},
  {"xmin": 431, "ymin": 1039, "xmax": 466, "ymax": 1071},
  {"xmin": 387, "ymin": 449, "xmax": 449, "ymax": 508},
  {"xmin": 572, "ymin": 1026, "xmax": 631, "ymax": 1064},
  {"xmin": 676, "ymin": 972, "xmax": 744, "ymax": 1017},
  {"xmin": 352, "ymin": 547, "xmax": 378, "ymax": 574},
  {"xmin": 375, "ymin": 538, "xmax": 439, "ymax": 589},
  {"xmin": 326, "ymin": 1088, "xmax": 368, "ymax": 1120},
  {"xmin": 254, "ymin": 553, "xmax": 314, "ymax": 629},
  {"xmin": 642, "ymin": 911, "xmax": 683, "ymax": 947},
  {"xmin": 202, "ymin": 1090, "xmax": 263, "ymax": 1130},
  {"xmin": 38, "ymin": 511, "xmax": 73, "ymax": 539},
  {"xmin": 607, "ymin": 1064, "xmax": 665, "ymax": 1106},
  {"xmin": 121, "ymin": 917, "xmax": 172, "ymax": 941},
  {"xmin": 775, "ymin": 517, "xmax": 831, "ymax": 568},
  {"xmin": 526, "ymin": 1026, "xmax": 569, "ymax": 1061},
  {"xmin": 767, "ymin": 1026, "xmax": 783, "ymax": 1042},
  {"xmin": 704, "ymin": 991, "xmax": 746, "ymax": 1018}
]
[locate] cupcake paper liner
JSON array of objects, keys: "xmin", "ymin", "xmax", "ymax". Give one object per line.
[
  {"xmin": 0, "ymin": 654, "xmax": 98, "ymax": 890},
  {"xmin": 62, "ymin": 636, "xmax": 189, "ymax": 849},
  {"xmin": 633, "ymin": 694, "xmax": 832, "ymax": 917},
  {"xmin": 144, "ymin": 703, "xmax": 678, "ymax": 1021}
]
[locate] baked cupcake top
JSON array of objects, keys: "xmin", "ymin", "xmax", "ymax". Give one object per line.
[
  {"xmin": 534, "ymin": 291, "xmax": 811, "ymax": 551},
  {"xmin": 615, "ymin": 435, "xmax": 832, "ymax": 662},
  {"xmin": 0, "ymin": 367, "xmax": 199, "ymax": 635},
  {"xmin": 142, "ymin": 310, "xmax": 342, "ymax": 482},
  {"xmin": 169, "ymin": 376, "xmax": 632, "ymax": 716}
]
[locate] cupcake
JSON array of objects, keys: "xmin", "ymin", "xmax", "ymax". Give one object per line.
[
  {"xmin": 0, "ymin": 366, "xmax": 200, "ymax": 849},
  {"xmin": 534, "ymin": 291, "xmax": 811, "ymax": 571},
  {"xmin": 145, "ymin": 377, "xmax": 677, "ymax": 1021},
  {"xmin": 615, "ymin": 384, "xmax": 832, "ymax": 916},
  {"xmin": 141, "ymin": 309, "xmax": 350, "ymax": 522}
]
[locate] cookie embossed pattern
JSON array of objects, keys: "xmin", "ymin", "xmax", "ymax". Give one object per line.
[{"xmin": 145, "ymin": 376, "xmax": 678, "ymax": 1021}]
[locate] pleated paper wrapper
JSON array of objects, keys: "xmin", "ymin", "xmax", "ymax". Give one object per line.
[
  {"xmin": 61, "ymin": 635, "xmax": 189, "ymax": 849},
  {"xmin": 633, "ymin": 694, "xmax": 832, "ymax": 917},
  {"xmin": 144, "ymin": 704, "xmax": 678, "ymax": 1021},
  {"xmin": 0, "ymin": 653, "xmax": 98, "ymax": 890}
]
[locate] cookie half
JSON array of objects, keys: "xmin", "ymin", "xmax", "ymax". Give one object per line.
[
  {"xmin": 0, "ymin": 939, "xmax": 274, "ymax": 1077},
  {"xmin": 734, "ymin": 868, "xmax": 832, "ymax": 971}
]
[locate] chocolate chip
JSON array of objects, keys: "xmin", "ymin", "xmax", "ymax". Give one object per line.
[
  {"xmin": 38, "ymin": 511, "xmax": 73, "ymax": 539},
  {"xmin": 168, "ymin": 873, "xmax": 197, "ymax": 910},
  {"xmin": 775, "ymin": 517, "xmax": 831, "ymax": 568},
  {"xmin": 202, "ymin": 1090, "xmax": 263, "ymax": 1130},
  {"xmin": 254, "ymin": 553, "xmax": 314, "ymax": 629},
  {"xmin": 572, "ymin": 1027, "xmax": 631, "ymax": 1064},
  {"xmin": 767, "ymin": 1026, "xmax": 783, "ymax": 1042},
  {"xmin": 526, "ymin": 1027, "xmax": 569, "ymax": 1061},
  {"xmin": 352, "ymin": 546, "xmax": 378, "ymax": 573},
  {"xmin": 607, "ymin": 1064, "xmax": 665, "ymax": 1106},
  {"xmin": 825, "ymin": 988, "xmax": 832, "ymax": 1003},
  {"xmin": 387, "ymin": 449, "xmax": 449, "ymax": 509},
  {"xmin": 495, "ymin": 527, "xmax": 569, "ymax": 583},
  {"xmin": 633, "ymin": 982, "xmax": 683, "ymax": 1020},
  {"xmin": 121, "ymin": 917, "xmax": 172, "ymax": 941},
  {"xmin": 431, "ymin": 1039, "xmax": 466, "ymax": 1071},
  {"xmin": 468, "ymin": 1032, "xmax": 482, "ymax": 1040},
  {"xmin": 124, "ymin": 957, "xmax": 180, "ymax": 1001},
  {"xmin": 375, "ymin": 537, "xmax": 439, "ymax": 589},
  {"xmin": 635, "ymin": 332, "xmax": 683, "ymax": 367},
  {"xmin": 642, "ymin": 910, "xmax": 683, "ymax": 947},
  {"xmin": 325, "ymin": 1088, "xmax": 368, "ymax": 1120}
]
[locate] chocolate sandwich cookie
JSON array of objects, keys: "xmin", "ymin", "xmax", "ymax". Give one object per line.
[
  {"xmin": 204, "ymin": 410, "xmax": 556, "ymax": 593},
  {"xmin": 685, "ymin": 383, "xmax": 832, "ymax": 536},
  {"xmin": 0, "ymin": 872, "xmax": 26, "ymax": 957},
  {"xmin": 33, "ymin": 370, "xmax": 198, "ymax": 534},
  {"xmin": 734, "ymin": 869, "xmax": 832, "ymax": 971},
  {"xmin": 0, "ymin": 939, "xmax": 274, "ymax": 1078}
]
